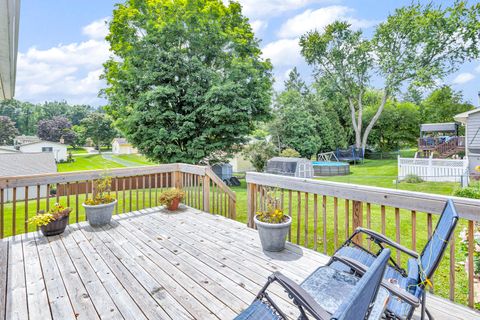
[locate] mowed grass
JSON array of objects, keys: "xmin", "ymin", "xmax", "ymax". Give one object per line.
[
  {"xmin": 67, "ymin": 147, "xmax": 88, "ymax": 154},
  {"xmin": 112, "ymin": 154, "xmax": 157, "ymax": 166},
  {"xmin": 58, "ymin": 155, "xmax": 126, "ymax": 172}
]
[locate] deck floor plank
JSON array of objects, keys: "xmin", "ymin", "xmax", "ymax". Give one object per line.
[{"xmin": 2, "ymin": 206, "xmax": 479, "ymax": 320}]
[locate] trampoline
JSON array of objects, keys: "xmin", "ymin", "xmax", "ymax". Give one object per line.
[{"xmin": 312, "ymin": 161, "xmax": 350, "ymax": 176}]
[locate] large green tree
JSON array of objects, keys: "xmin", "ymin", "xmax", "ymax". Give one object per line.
[
  {"xmin": 300, "ymin": 1, "xmax": 480, "ymax": 151},
  {"xmin": 81, "ymin": 113, "xmax": 117, "ymax": 151},
  {"xmin": 421, "ymin": 86, "xmax": 474, "ymax": 123},
  {"xmin": 102, "ymin": 0, "xmax": 273, "ymax": 164},
  {"xmin": 0, "ymin": 116, "xmax": 19, "ymax": 145}
]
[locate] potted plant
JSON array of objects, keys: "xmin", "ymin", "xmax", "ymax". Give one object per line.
[
  {"xmin": 28, "ymin": 203, "xmax": 72, "ymax": 236},
  {"xmin": 254, "ymin": 190, "xmax": 291, "ymax": 252},
  {"xmin": 83, "ymin": 174, "xmax": 117, "ymax": 226},
  {"xmin": 159, "ymin": 188, "xmax": 185, "ymax": 211}
]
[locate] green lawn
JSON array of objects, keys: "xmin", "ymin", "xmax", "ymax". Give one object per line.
[
  {"xmin": 58, "ymin": 155, "xmax": 125, "ymax": 172},
  {"xmin": 67, "ymin": 147, "xmax": 88, "ymax": 154},
  {"xmin": 112, "ymin": 154, "xmax": 157, "ymax": 166}
]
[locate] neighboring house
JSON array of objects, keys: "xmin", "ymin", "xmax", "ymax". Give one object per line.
[
  {"xmin": 14, "ymin": 135, "xmax": 41, "ymax": 146},
  {"xmin": 19, "ymin": 140, "xmax": 68, "ymax": 161},
  {"xmin": 0, "ymin": 146, "xmax": 19, "ymax": 154},
  {"xmin": 112, "ymin": 138, "xmax": 138, "ymax": 155},
  {"xmin": 0, "ymin": 153, "xmax": 57, "ymax": 201},
  {"xmin": 454, "ymin": 108, "xmax": 480, "ymax": 174}
]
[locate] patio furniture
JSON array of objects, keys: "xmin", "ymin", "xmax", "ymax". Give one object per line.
[
  {"xmin": 329, "ymin": 199, "xmax": 459, "ymax": 320},
  {"xmin": 235, "ymin": 249, "xmax": 391, "ymax": 320}
]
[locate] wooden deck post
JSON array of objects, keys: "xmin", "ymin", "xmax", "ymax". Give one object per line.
[
  {"xmin": 229, "ymin": 198, "xmax": 236, "ymax": 220},
  {"xmin": 203, "ymin": 175, "xmax": 210, "ymax": 213},
  {"xmin": 352, "ymin": 200, "xmax": 363, "ymax": 245},
  {"xmin": 174, "ymin": 171, "xmax": 182, "ymax": 189},
  {"xmin": 247, "ymin": 183, "xmax": 256, "ymax": 228}
]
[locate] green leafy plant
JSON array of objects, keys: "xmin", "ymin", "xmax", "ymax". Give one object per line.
[
  {"xmin": 404, "ymin": 174, "xmax": 423, "ymax": 184},
  {"xmin": 280, "ymin": 148, "xmax": 301, "ymax": 158},
  {"xmin": 28, "ymin": 203, "xmax": 72, "ymax": 227},
  {"xmin": 84, "ymin": 174, "xmax": 116, "ymax": 205},
  {"xmin": 256, "ymin": 190, "xmax": 288, "ymax": 224},
  {"xmin": 459, "ymin": 224, "xmax": 480, "ymax": 276},
  {"xmin": 159, "ymin": 188, "xmax": 185, "ymax": 206},
  {"xmin": 453, "ymin": 183, "xmax": 480, "ymax": 199}
]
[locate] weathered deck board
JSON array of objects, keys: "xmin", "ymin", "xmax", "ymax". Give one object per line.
[{"xmin": 2, "ymin": 206, "xmax": 479, "ymax": 320}]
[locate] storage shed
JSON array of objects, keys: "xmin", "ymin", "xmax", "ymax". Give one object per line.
[
  {"xmin": 455, "ymin": 108, "xmax": 480, "ymax": 174},
  {"xmin": 266, "ymin": 157, "xmax": 314, "ymax": 178},
  {"xmin": 211, "ymin": 163, "xmax": 233, "ymax": 181}
]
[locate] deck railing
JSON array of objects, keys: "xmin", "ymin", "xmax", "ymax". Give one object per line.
[
  {"xmin": 246, "ymin": 172, "xmax": 480, "ymax": 308},
  {"xmin": 0, "ymin": 163, "xmax": 236, "ymax": 239}
]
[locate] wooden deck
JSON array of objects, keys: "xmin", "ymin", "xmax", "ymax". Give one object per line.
[{"xmin": 1, "ymin": 207, "xmax": 478, "ymax": 320}]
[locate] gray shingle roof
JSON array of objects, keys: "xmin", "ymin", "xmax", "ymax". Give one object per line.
[{"xmin": 0, "ymin": 153, "xmax": 57, "ymax": 177}]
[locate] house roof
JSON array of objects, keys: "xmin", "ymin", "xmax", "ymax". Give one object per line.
[
  {"xmin": 454, "ymin": 108, "xmax": 480, "ymax": 124},
  {"xmin": 0, "ymin": 153, "xmax": 56, "ymax": 177},
  {"xmin": 0, "ymin": 0, "xmax": 20, "ymax": 100},
  {"xmin": 19, "ymin": 140, "xmax": 68, "ymax": 148},
  {"xmin": 112, "ymin": 138, "xmax": 131, "ymax": 145},
  {"xmin": 420, "ymin": 122, "xmax": 458, "ymax": 133},
  {"xmin": 0, "ymin": 146, "xmax": 18, "ymax": 152}
]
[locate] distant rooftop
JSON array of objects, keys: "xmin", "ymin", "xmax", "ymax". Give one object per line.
[{"xmin": 0, "ymin": 152, "xmax": 56, "ymax": 177}]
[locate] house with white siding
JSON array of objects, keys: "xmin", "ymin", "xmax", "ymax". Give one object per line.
[
  {"xmin": 112, "ymin": 138, "xmax": 138, "ymax": 155},
  {"xmin": 454, "ymin": 108, "xmax": 480, "ymax": 174},
  {"xmin": 18, "ymin": 140, "xmax": 68, "ymax": 161}
]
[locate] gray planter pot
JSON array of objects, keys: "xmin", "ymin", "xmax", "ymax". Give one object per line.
[
  {"xmin": 83, "ymin": 200, "xmax": 117, "ymax": 227},
  {"xmin": 254, "ymin": 215, "xmax": 292, "ymax": 252}
]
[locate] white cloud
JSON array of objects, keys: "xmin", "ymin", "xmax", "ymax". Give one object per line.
[
  {"xmin": 278, "ymin": 6, "xmax": 377, "ymax": 38},
  {"xmin": 452, "ymin": 73, "xmax": 475, "ymax": 85},
  {"xmin": 235, "ymin": 0, "xmax": 337, "ymax": 19},
  {"xmin": 250, "ymin": 20, "xmax": 268, "ymax": 34},
  {"xmin": 16, "ymin": 19, "xmax": 111, "ymax": 105},
  {"xmin": 476, "ymin": 64, "xmax": 480, "ymax": 73},
  {"xmin": 82, "ymin": 17, "xmax": 110, "ymax": 40},
  {"xmin": 262, "ymin": 38, "xmax": 302, "ymax": 67}
]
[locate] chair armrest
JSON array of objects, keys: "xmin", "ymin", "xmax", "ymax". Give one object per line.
[
  {"xmin": 270, "ymin": 272, "xmax": 332, "ymax": 320},
  {"xmin": 354, "ymin": 227, "xmax": 419, "ymax": 259},
  {"xmin": 331, "ymin": 256, "xmax": 420, "ymax": 308}
]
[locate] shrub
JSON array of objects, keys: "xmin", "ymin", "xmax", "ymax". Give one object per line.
[
  {"xmin": 404, "ymin": 174, "xmax": 423, "ymax": 184},
  {"xmin": 28, "ymin": 203, "xmax": 72, "ymax": 227},
  {"xmin": 280, "ymin": 148, "xmax": 300, "ymax": 158},
  {"xmin": 159, "ymin": 188, "xmax": 185, "ymax": 206},
  {"xmin": 453, "ymin": 183, "xmax": 480, "ymax": 199},
  {"xmin": 242, "ymin": 140, "xmax": 277, "ymax": 172}
]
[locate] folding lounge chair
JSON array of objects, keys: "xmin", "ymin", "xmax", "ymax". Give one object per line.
[
  {"xmin": 329, "ymin": 199, "xmax": 459, "ymax": 320},
  {"xmin": 235, "ymin": 249, "xmax": 391, "ymax": 320}
]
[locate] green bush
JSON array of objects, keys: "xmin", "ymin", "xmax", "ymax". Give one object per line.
[
  {"xmin": 404, "ymin": 174, "xmax": 423, "ymax": 183},
  {"xmin": 453, "ymin": 183, "xmax": 480, "ymax": 199},
  {"xmin": 280, "ymin": 148, "xmax": 300, "ymax": 158}
]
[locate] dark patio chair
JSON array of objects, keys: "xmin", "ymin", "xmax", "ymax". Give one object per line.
[
  {"xmin": 235, "ymin": 249, "xmax": 391, "ymax": 320},
  {"xmin": 328, "ymin": 199, "xmax": 459, "ymax": 320}
]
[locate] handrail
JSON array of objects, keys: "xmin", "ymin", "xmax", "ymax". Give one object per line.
[{"xmin": 246, "ymin": 172, "xmax": 480, "ymax": 221}]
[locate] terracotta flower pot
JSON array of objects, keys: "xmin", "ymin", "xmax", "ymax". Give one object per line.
[
  {"xmin": 40, "ymin": 214, "xmax": 69, "ymax": 237},
  {"xmin": 167, "ymin": 198, "xmax": 181, "ymax": 211}
]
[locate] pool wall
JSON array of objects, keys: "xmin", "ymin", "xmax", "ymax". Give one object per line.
[{"xmin": 312, "ymin": 162, "xmax": 350, "ymax": 176}]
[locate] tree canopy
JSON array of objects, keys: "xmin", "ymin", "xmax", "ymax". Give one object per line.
[
  {"xmin": 102, "ymin": 0, "xmax": 273, "ymax": 164},
  {"xmin": 300, "ymin": 1, "xmax": 480, "ymax": 151},
  {"xmin": 0, "ymin": 116, "xmax": 19, "ymax": 145},
  {"xmin": 37, "ymin": 116, "xmax": 76, "ymax": 144},
  {"xmin": 81, "ymin": 113, "xmax": 117, "ymax": 151}
]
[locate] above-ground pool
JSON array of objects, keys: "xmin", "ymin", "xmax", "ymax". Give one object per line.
[{"xmin": 312, "ymin": 161, "xmax": 350, "ymax": 176}]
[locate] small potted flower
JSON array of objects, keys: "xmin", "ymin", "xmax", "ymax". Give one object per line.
[
  {"xmin": 28, "ymin": 203, "xmax": 72, "ymax": 236},
  {"xmin": 159, "ymin": 188, "xmax": 185, "ymax": 211},
  {"xmin": 254, "ymin": 190, "xmax": 291, "ymax": 252},
  {"xmin": 83, "ymin": 174, "xmax": 117, "ymax": 226}
]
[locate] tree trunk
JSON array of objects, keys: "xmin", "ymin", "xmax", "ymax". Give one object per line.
[{"xmin": 361, "ymin": 90, "xmax": 388, "ymax": 151}]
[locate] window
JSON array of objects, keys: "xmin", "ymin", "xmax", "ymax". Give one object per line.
[{"xmin": 42, "ymin": 147, "xmax": 53, "ymax": 152}]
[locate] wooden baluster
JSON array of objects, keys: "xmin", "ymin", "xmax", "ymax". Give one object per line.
[
  {"xmin": 115, "ymin": 178, "xmax": 119, "ymax": 214},
  {"xmin": 322, "ymin": 195, "xmax": 327, "ymax": 254},
  {"xmin": 75, "ymin": 182, "xmax": 79, "ymax": 222},
  {"xmin": 366, "ymin": 203, "xmax": 371, "ymax": 250},
  {"xmin": 216, "ymin": 183, "xmax": 220, "ymax": 214},
  {"xmin": 160, "ymin": 172, "xmax": 164, "ymax": 194},
  {"xmin": 449, "ymin": 236, "xmax": 455, "ymax": 302},
  {"xmin": 468, "ymin": 220, "xmax": 474, "ymax": 307},
  {"xmin": 352, "ymin": 201, "xmax": 363, "ymax": 245},
  {"xmin": 297, "ymin": 191, "xmax": 301, "ymax": 245},
  {"xmin": 333, "ymin": 197, "xmax": 338, "ymax": 250},
  {"xmin": 85, "ymin": 181, "xmax": 89, "ymax": 200},
  {"xmin": 56, "ymin": 183, "xmax": 60, "ymax": 203},
  {"xmin": 344, "ymin": 199, "xmax": 349, "ymax": 240},
  {"xmin": 381, "ymin": 205, "xmax": 386, "ymax": 235},
  {"xmin": 36, "ymin": 185, "xmax": 40, "ymax": 228},
  {"xmin": 247, "ymin": 183, "xmax": 255, "ymax": 227},
  {"xmin": 313, "ymin": 194, "xmax": 318, "ymax": 251},
  {"xmin": 46, "ymin": 184, "xmax": 50, "ymax": 211},
  {"xmin": 24, "ymin": 186, "xmax": 29, "ymax": 233},
  {"xmin": 129, "ymin": 177, "xmax": 133, "ymax": 212},
  {"xmin": 395, "ymin": 207, "xmax": 401, "ymax": 265},
  {"xmin": 122, "ymin": 178, "xmax": 126, "ymax": 213},
  {"xmin": 155, "ymin": 174, "xmax": 159, "ymax": 207},
  {"xmin": 149, "ymin": 174, "xmax": 152, "ymax": 208},
  {"xmin": 427, "ymin": 213, "xmax": 433, "ymax": 292},
  {"xmin": 288, "ymin": 190, "xmax": 292, "ymax": 241},
  {"xmin": 66, "ymin": 182, "xmax": 70, "ymax": 208},
  {"xmin": 203, "ymin": 175, "xmax": 210, "ymax": 213},
  {"xmin": 0, "ymin": 188, "xmax": 3, "ymax": 238},
  {"xmin": 136, "ymin": 176, "xmax": 140, "ymax": 211},
  {"xmin": 411, "ymin": 211, "xmax": 417, "ymax": 251},
  {"xmin": 12, "ymin": 187, "xmax": 17, "ymax": 236},
  {"xmin": 304, "ymin": 192, "xmax": 308, "ymax": 247},
  {"xmin": 220, "ymin": 188, "xmax": 224, "ymax": 216},
  {"xmin": 142, "ymin": 175, "xmax": 146, "ymax": 209},
  {"xmin": 281, "ymin": 189, "xmax": 284, "ymax": 212}
]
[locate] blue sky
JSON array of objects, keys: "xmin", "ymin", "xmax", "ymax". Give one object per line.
[{"xmin": 16, "ymin": 0, "xmax": 480, "ymax": 106}]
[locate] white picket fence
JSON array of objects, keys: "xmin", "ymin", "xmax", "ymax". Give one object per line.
[{"xmin": 398, "ymin": 155, "xmax": 469, "ymax": 185}]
